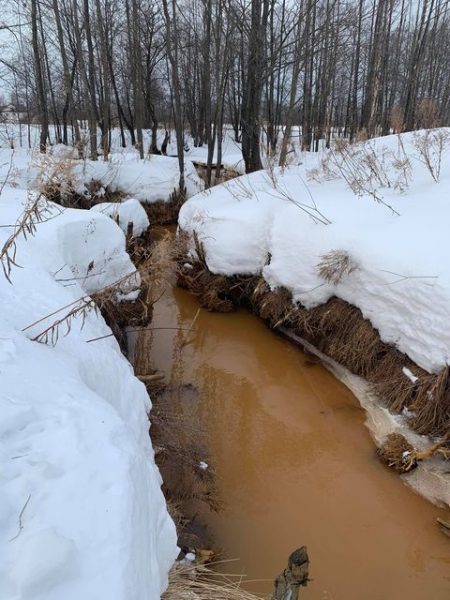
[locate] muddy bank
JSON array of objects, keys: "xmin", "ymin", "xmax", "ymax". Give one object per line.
[{"xmin": 142, "ymin": 258, "xmax": 450, "ymax": 600}]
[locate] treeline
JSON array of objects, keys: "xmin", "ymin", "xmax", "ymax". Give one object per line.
[{"xmin": 6, "ymin": 0, "xmax": 450, "ymax": 176}]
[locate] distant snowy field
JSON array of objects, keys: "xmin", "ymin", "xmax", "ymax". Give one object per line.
[
  {"xmin": 0, "ymin": 143, "xmax": 177, "ymax": 598},
  {"xmin": 179, "ymin": 129, "xmax": 450, "ymax": 374}
]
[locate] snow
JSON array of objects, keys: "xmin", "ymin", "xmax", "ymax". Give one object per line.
[
  {"xmin": 44, "ymin": 149, "xmax": 204, "ymax": 205},
  {"xmin": 0, "ymin": 154, "xmax": 177, "ymax": 599},
  {"xmin": 402, "ymin": 366, "xmax": 419, "ymax": 384},
  {"xmin": 91, "ymin": 198, "xmax": 150, "ymax": 237},
  {"xmin": 183, "ymin": 132, "xmax": 245, "ymax": 174},
  {"xmin": 179, "ymin": 130, "xmax": 450, "ymax": 374}
]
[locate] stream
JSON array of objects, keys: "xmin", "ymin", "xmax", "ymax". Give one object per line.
[{"xmin": 131, "ymin": 229, "xmax": 450, "ymax": 600}]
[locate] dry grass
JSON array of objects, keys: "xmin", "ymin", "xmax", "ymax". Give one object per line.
[
  {"xmin": 317, "ymin": 250, "xmax": 358, "ymax": 285},
  {"xmin": 409, "ymin": 367, "xmax": 450, "ymax": 436},
  {"xmin": 194, "ymin": 163, "xmax": 241, "ymax": 188},
  {"xmin": 377, "ymin": 431, "xmax": 450, "ymax": 473},
  {"xmin": 36, "ymin": 153, "xmax": 127, "ymax": 209},
  {"xmin": 164, "ymin": 563, "xmax": 262, "ymax": 600},
  {"xmin": 176, "ymin": 232, "xmax": 235, "ymax": 312},
  {"xmin": 141, "ymin": 188, "xmax": 186, "ymax": 225},
  {"xmin": 99, "ymin": 230, "xmax": 184, "ymax": 335},
  {"xmin": 370, "ymin": 356, "xmax": 422, "ymax": 412},
  {"xmin": 376, "ymin": 433, "xmax": 416, "ymax": 473},
  {"xmin": 0, "ymin": 191, "xmax": 55, "ymax": 282},
  {"xmin": 253, "ymin": 284, "xmax": 295, "ymax": 328},
  {"xmin": 412, "ymin": 128, "xmax": 450, "ymax": 183}
]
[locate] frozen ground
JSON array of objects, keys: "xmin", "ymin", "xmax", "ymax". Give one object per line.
[{"xmin": 0, "ymin": 149, "xmax": 177, "ymax": 599}]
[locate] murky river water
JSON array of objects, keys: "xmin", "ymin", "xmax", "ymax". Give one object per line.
[{"xmin": 133, "ymin": 235, "xmax": 450, "ymax": 600}]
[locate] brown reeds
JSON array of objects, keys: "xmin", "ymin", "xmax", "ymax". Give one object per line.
[
  {"xmin": 376, "ymin": 433, "xmax": 417, "ymax": 473},
  {"xmin": 163, "ymin": 563, "xmax": 262, "ymax": 600},
  {"xmin": 141, "ymin": 188, "xmax": 186, "ymax": 225},
  {"xmin": 317, "ymin": 250, "xmax": 358, "ymax": 285},
  {"xmin": 409, "ymin": 367, "xmax": 450, "ymax": 436}
]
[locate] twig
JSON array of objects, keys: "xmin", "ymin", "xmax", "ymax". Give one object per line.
[
  {"xmin": 9, "ymin": 494, "xmax": 31, "ymax": 542},
  {"xmin": 0, "ymin": 148, "xmax": 14, "ymax": 198},
  {"xmin": 181, "ymin": 307, "xmax": 201, "ymax": 347},
  {"xmin": 86, "ymin": 326, "xmax": 197, "ymax": 343}
]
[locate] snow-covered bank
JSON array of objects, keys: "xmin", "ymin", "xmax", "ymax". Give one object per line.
[
  {"xmin": 91, "ymin": 199, "xmax": 150, "ymax": 237},
  {"xmin": 179, "ymin": 130, "xmax": 450, "ymax": 374},
  {"xmin": 43, "ymin": 147, "xmax": 203, "ymax": 205},
  {"xmin": 0, "ymin": 181, "xmax": 177, "ymax": 598}
]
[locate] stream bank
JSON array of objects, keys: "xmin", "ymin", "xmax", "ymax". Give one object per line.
[{"xmin": 127, "ymin": 227, "xmax": 450, "ymax": 600}]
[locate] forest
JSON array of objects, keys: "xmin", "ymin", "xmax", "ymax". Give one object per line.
[{"xmin": 2, "ymin": 0, "xmax": 450, "ymax": 177}]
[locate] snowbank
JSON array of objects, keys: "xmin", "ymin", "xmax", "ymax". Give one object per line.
[
  {"xmin": 90, "ymin": 198, "xmax": 150, "ymax": 237},
  {"xmin": 179, "ymin": 130, "xmax": 450, "ymax": 374},
  {"xmin": 41, "ymin": 147, "xmax": 203, "ymax": 204},
  {"xmin": 0, "ymin": 184, "xmax": 177, "ymax": 599}
]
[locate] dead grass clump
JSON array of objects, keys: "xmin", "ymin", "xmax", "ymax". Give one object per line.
[
  {"xmin": 317, "ymin": 250, "xmax": 358, "ymax": 285},
  {"xmin": 371, "ymin": 353, "xmax": 428, "ymax": 413},
  {"xmin": 409, "ymin": 367, "xmax": 450, "ymax": 437},
  {"xmin": 176, "ymin": 232, "xmax": 236, "ymax": 312},
  {"xmin": 325, "ymin": 313, "xmax": 385, "ymax": 377},
  {"xmin": 256, "ymin": 286, "xmax": 294, "ymax": 327},
  {"xmin": 376, "ymin": 433, "xmax": 417, "ymax": 473},
  {"xmin": 199, "ymin": 277, "xmax": 235, "ymax": 313},
  {"xmin": 90, "ymin": 235, "xmax": 182, "ymax": 347},
  {"xmin": 194, "ymin": 162, "xmax": 240, "ymax": 187},
  {"xmin": 94, "ymin": 281, "xmax": 152, "ymax": 329},
  {"xmin": 164, "ymin": 563, "xmax": 261, "ymax": 600},
  {"xmin": 41, "ymin": 178, "xmax": 127, "ymax": 210},
  {"xmin": 377, "ymin": 432, "xmax": 450, "ymax": 473},
  {"xmin": 290, "ymin": 298, "xmax": 386, "ymax": 378},
  {"xmin": 126, "ymin": 226, "xmax": 153, "ymax": 266},
  {"xmin": 142, "ymin": 188, "xmax": 186, "ymax": 225}
]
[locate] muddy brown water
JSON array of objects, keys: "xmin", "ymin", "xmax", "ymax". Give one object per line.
[{"xmin": 131, "ymin": 236, "xmax": 450, "ymax": 600}]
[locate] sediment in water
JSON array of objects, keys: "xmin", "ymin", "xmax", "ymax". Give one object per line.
[{"xmin": 176, "ymin": 231, "xmax": 450, "ymax": 446}]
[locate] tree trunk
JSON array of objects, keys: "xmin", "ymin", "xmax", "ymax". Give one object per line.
[{"xmin": 31, "ymin": 0, "xmax": 48, "ymax": 153}]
